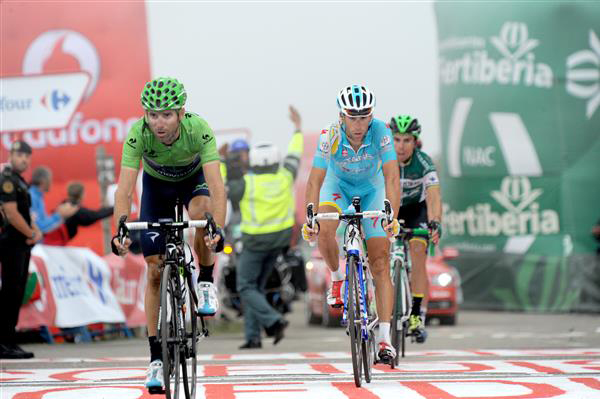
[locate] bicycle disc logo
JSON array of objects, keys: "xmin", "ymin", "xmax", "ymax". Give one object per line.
[
  {"xmin": 566, "ymin": 30, "xmax": 600, "ymax": 119},
  {"xmin": 22, "ymin": 29, "xmax": 101, "ymax": 100}
]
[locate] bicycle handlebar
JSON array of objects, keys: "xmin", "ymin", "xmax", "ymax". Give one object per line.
[
  {"xmin": 313, "ymin": 210, "xmax": 386, "ymax": 221},
  {"xmin": 124, "ymin": 220, "xmax": 208, "ymax": 230}
]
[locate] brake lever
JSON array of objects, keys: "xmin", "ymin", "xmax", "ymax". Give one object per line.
[
  {"xmin": 306, "ymin": 203, "xmax": 318, "ymax": 248},
  {"xmin": 118, "ymin": 215, "xmax": 129, "ymax": 246}
]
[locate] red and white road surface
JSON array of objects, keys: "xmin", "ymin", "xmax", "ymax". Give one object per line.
[{"xmin": 3, "ymin": 348, "xmax": 600, "ymax": 398}]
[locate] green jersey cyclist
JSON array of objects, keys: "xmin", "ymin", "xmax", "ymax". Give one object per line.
[
  {"xmin": 111, "ymin": 77, "xmax": 226, "ymax": 392},
  {"xmin": 390, "ymin": 115, "xmax": 442, "ymax": 343}
]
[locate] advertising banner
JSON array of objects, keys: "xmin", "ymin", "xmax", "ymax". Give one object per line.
[
  {"xmin": 18, "ymin": 245, "xmax": 125, "ymax": 329},
  {"xmin": 0, "ymin": 3, "xmax": 151, "ymax": 254},
  {"xmin": 435, "ymin": 3, "xmax": 600, "ymax": 310},
  {"xmin": 105, "ymin": 253, "xmax": 148, "ymax": 327}
]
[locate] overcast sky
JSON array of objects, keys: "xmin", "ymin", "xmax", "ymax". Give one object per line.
[{"xmin": 146, "ymin": 1, "xmax": 440, "ymax": 156}]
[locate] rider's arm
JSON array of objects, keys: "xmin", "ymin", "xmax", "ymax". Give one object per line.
[
  {"xmin": 382, "ymin": 160, "xmax": 400, "ymax": 216},
  {"xmin": 305, "ymin": 167, "xmax": 326, "ymax": 209},
  {"xmin": 202, "ymin": 160, "xmax": 227, "ymax": 228},
  {"xmin": 113, "ymin": 166, "xmax": 138, "ymax": 228},
  {"xmin": 378, "ymin": 125, "xmax": 400, "ymax": 216},
  {"xmin": 425, "ymin": 185, "xmax": 442, "ymax": 223}
]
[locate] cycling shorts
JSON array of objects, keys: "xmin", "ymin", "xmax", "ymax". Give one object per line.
[
  {"xmin": 397, "ymin": 200, "xmax": 428, "ymax": 245},
  {"xmin": 319, "ymin": 177, "xmax": 386, "ymax": 240},
  {"xmin": 139, "ymin": 170, "xmax": 210, "ymax": 257}
]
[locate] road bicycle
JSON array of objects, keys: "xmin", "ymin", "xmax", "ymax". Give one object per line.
[
  {"xmin": 389, "ymin": 219, "xmax": 431, "ymax": 368},
  {"xmin": 117, "ymin": 199, "xmax": 220, "ymax": 399},
  {"xmin": 308, "ymin": 197, "xmax": 389, "ymax": 387}
]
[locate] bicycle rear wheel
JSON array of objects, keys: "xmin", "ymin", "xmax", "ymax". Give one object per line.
[
  {"xmin": 398, "ymin": 264, "xmax": 412, "ymax": 364},
  {"xmin": 180, "ymin": 272, "xmax": 198, "ymax": 399},
  {"xmin": 347, "ymin": 256, "xmax": 363, "ymax": 387},
  {"xmin": 160, "ymin": 263, "xmax": 182, "ymax": 399}
]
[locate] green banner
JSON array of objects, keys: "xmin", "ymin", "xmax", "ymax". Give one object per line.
[{"xmin": 435, "ymin": 2, "xmax": 600, "ymax": 310}]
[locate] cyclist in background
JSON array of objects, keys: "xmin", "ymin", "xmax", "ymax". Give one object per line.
[
  {"xmin": 111, "ymin": 77, "xmax": 226, "ymax": 392},
  {"xmin": 389, "ymin": 115, "xmax": 442, "ymax": 343},
  {"xmin": 302, "ymin": 85, "xmax": 401, "ymax": 363}
]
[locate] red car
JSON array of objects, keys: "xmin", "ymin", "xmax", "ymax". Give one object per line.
[{"xmin": 305, "ymin": 247, "xmax": 462, "ymax": 327}]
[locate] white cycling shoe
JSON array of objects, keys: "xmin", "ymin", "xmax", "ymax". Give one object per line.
[
  {"xmin": 377, "ymin": 342, "xmax": 397, "ymax": 365},
  {"xmin": 145, "ymin": 359, "xmax": 165, "ymax": 393},
  {"xmin": 197, "ymin": 281, "xmax": 219, "ymax": 316}
]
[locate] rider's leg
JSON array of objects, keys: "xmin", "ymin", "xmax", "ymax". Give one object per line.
[
  {"xmin": 188, "ymin": 195, "xmax": 214, "ymax": 278},
  {"xmin": 317, "ymin": 204, "xmax": 341, "ymax": 274},
  {"xmin": 317, "ymin": 204, "xmax": 343, "ymax": 305},
  {"xmin": 367, "ymin": 236, "xmax": 396, "ymax": 361},
  {"xmin": 144, "ymin": 256, "xmax": 162, "ymax": 360},
  {"xmin": 366, "ymin": 237, "xmax": 393, "ymax": 324},
  {"xmin": 188, "ymin": 195, "xmax": 219, "ymax": 315},
  {"xmin": 409, "ymin": 238, "xmax": 428, "ymax": 316}
]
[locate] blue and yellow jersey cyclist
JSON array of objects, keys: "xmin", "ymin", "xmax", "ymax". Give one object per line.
[{"xmin": 302, "ymin": 84, "xmax": 401, "ymax": 364}]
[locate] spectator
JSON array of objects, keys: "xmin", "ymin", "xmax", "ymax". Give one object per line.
[
  {"xmin": 29, "ymin": 166, "xmax": 78, "ymax": 235},
  {"xmin": 227, "ymin": 105, "xmax": 303, "ymax": 349},
  {"xmin": 43, "ymin": 182, "xmax": 114, "ymax": 245}
]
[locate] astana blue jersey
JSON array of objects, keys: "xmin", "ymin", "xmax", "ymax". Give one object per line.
[{"xmin": 312, "ymin": 118, "xmax": 396, "ymax": 191}]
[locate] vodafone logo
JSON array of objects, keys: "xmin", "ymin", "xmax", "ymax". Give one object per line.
[{"xmin": 22, "ymin": 29, "xmax": 101, "ymax": 100}]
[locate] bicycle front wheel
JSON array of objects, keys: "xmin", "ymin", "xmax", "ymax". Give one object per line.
[
  {"xmin": 347, "ymin": 256, "xmax": 363, "ymax": 387},
  {"xmin": 160, "ymin": 263, "xmax": 182, "ymax": 399},
  {"xmin": 180, "ymin": 272, "xmax": 198, "ymax": 399}
]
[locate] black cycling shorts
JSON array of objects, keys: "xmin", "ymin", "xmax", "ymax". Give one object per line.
[
  {"xmin": 397, "ymin": 201, "xmax": 428, "ymax": 230},
  {"xmin": 139, "ymin": 171, "xmax": 210, "ymax": 257}
]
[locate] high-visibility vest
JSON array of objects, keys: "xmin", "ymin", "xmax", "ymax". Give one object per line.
[
  {"xmin": 239, "ymin": 133, "xmax": 303, "ymax": 235},
  {"xmin": 240, "ymin": 169, "xmax": 294, "ymax": 235}
]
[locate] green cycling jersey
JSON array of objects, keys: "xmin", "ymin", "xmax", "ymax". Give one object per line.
[
  {"xmin": 399, "ymin": 149, "xmax": 439, "ymax": 206},
  {"xmin": 121, "ymin": 112, "xmax": 219, "ymax": 182}
]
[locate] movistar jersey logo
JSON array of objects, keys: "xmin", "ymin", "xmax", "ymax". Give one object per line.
[
  {"xmin": 439, "ymin": 21, "xmax": 553, "ymax": 88},
  {"xmin": 443, "ymin": 176, "xmax": 559, "ymax": 236}
]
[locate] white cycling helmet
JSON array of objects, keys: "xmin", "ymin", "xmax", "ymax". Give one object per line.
[
  {"xmin": 336, "ymin": 84, "xmax": 375, "ymax": 117},
  {"xmin": 249, "ymin": 143, "xmax": 281, "ymax": 167}
]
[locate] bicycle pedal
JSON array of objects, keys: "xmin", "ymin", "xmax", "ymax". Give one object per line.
[{"xmin": 147, "ymin": 386, "xmax": 165, "ymax": 395}]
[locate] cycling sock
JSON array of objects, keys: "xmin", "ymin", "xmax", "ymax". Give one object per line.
[
  {"xmin": 411, "ymin": 294, "xmax": 424, "ymax": 316},
  {"xmin": 378, "ymin": 322, "xmax": 391, "ymax": 344},
  {"xmin": 148, "ymin": 336, "xmax": 162, "ymax": 362},
  {"xmin": 331, "ymin": 268, "xmax": 344, "ymax": 281},
  {"xmin": 198, "ymin": 264, "xmax": 215, "ymax": 283}
]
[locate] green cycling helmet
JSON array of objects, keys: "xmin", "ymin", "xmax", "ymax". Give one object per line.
[
  {"xmin": 140, "ymin": 77, "xmax": 187, "ymax": 111},
  {"xmin": 390, "ymin": 115, "xmax": 421, "ymax": 138}
]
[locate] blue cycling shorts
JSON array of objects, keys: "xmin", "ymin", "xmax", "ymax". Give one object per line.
[
  {"xmin": 318, "ymin": 177, "xmax": 386, "ymax": 240},
  {"xmin": 139, "ymin": 171, "xmax": 210, "ymax": 257}
]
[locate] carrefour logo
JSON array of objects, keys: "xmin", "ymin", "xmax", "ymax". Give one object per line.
[
  {"xmin": 439, "ymin": 21, "xmax": 553, "ymax": 88},
  {"xmin": 443, "ymin": 176, "xmax": 559, "ymax": 237},
  {"xmin": 41, "ymin": 89, "xmax": 71, "ymax": 111},
  {"xmin": 566, "ymin": 30, "xmax": 600, "ymax": 119}
]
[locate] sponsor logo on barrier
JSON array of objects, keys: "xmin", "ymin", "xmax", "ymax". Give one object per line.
[
  {"xmin": 565, "ymin": 29, "xmax": 600, "ymax": 119},
  {"xmin": 443, "ymin": 176, "xmax": 560, "ymax": 236},
  {"xmin": 439, "ymin": 21, "xmax": 553, "ymax": 88}
]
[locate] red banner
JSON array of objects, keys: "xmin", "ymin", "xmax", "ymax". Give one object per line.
[
  {"xmin": 0, "ymin": 3, "xmax": 151, "ymax": 254},
  {"xmin": 105, "ymin": 253, "xmax": 147, "ymax": 327}
]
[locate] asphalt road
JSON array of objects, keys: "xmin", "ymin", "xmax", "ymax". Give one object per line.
[
  {"xmin": 14, "ymin": 301, "xmax": 600, "ymax": 360},
  {"xmin": 3, "ymin": 302, "xmax": 600, "ymax": 399}
]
